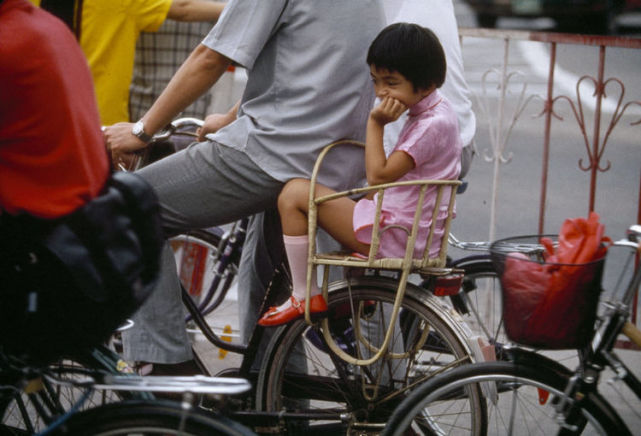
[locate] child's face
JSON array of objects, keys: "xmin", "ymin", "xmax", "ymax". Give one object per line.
[{"xmin": 370, "ymin": 65, "xmax": 432, "ymax": 107}]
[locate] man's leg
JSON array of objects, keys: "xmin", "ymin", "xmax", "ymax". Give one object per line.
[
  {"xmin": 238, "ymin": 210, "xmax": 286, "ymax": 344},
  {"xmin": 122, "ymin": 140, "xmax": 282, "ymax": 365},
  {"xmin": 236, "ymin": 210, "xmax": 295, "ymax": 372},
  {"xmin": 123, "ymin": 243, "xmax": 195, "ymax": 364}
]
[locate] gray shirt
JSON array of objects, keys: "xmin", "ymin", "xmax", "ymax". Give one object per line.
[{"xmin": 202, "ymin": 0, "xmax": 385, "ymax": 190}]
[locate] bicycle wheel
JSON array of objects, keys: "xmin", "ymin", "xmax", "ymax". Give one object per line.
[
  {"xmin": 449, "ymin": 256, "xmax": 584, "ymax": 370},
  {"xmin": 383, "ymin": 358, "xmax": 630, "ymax": 436},
  {"xmin": 53, "ymin": 400, "xmax": 256, "ymax": 435},
  {"xmin": 170, "ymin": 227, "xmax": 240, "ymax": 319},
  {"xmin": 448, "ymin": 256, "xmax": 508, "ymax": 354},
  {"xmin": 1, "ymin": 345, "xmax": 149, "ymax": 433},
  {"xmin": 256, "ymin": 276, "xmax": 474, "ymax": 434}
]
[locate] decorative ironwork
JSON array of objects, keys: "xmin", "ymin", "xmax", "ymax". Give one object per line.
[
  {"xmin": 475, "ymin": 38, "xmax": 538, "ymax": 242},
  {"xmin": 459, "ymin": 28, "xmax": 641, "ymax": 333}
]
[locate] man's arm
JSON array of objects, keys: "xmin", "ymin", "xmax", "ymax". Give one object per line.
[
  {"xmin": 167, "ymin": 0, "xmax": 225, "ymax": 22},
  {"xmin": 104, "ymin": 44, "xmax": 231, "ymax": 159}
]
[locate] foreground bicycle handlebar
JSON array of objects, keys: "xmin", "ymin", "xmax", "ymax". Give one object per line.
[{"xmin": 152, "ymin": 117, "xmax": 205, "ymax": 141}]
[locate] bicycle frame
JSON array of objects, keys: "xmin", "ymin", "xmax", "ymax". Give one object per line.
[
  {"xmin": 135, "ymin": 117, "xmax": 546, "ymax": 432},
  {"xmin": 183, "ymin": 219, "xmax": 247, "ymax": 323},
  {"xmin": 586, "ymin": 227, "xmax": 641, "ymax": 395}
]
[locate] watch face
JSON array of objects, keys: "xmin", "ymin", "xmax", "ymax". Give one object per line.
[
  {"xmin": 132, "ymin": 121, "xmax": 151, "ymax": 142},
  {"xmin": 133, "ymin": 122, "xmax": 143, "ymax": 135}
]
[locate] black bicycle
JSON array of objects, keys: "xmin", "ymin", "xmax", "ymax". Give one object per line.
[
  {"xmin": 382, "ymin": 224, "xmax": 641, "ymax": 435},
  {"xmin": 0, "ymin": 347, "xmax": 255, "ymax": 435},
  {"xmin": 113, "ymin": 118, "xmax": 524, "ymax": 434}
]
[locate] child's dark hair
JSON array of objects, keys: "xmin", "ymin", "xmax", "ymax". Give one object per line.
[{"xmin": 367, "ymin": 22, "xmax": 446, "ymax": 91}]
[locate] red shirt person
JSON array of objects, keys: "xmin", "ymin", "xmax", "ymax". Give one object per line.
[
  {"xmin": 0, "ymin": 0, "xmax": 108, "ymax": 219},
  {"xmin": 0, "ymin": 0, "xmax": 164, "ymax": 364}
]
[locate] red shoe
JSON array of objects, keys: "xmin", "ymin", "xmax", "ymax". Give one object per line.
[{"xmin": 258, "ymin": 295, "xmax": 328, "ymax": 327}]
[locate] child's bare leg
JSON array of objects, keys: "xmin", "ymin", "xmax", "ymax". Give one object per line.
[
  {"xmin": 278, "ymin": 178, "xmax": 313, "ymax": 236},
  {"xmin": 258, "ymin": 179, "xmax": 367, "ymax": 326},
  {"xmin": 276, "ymin": 179, "xmax": 322, "ymax": 303},
  {"xmin": 279, "ymin": 179, "xmax": 370, "ymax": 254}
]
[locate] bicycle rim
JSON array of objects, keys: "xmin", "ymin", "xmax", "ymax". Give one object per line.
[
  {"xmin": 256, "ymin": 277, "xmax": 473, "ymax": 434},
  {"xmin": 384, "ymin": 360, "xmax": 629, "ymax": 436},
  {"xmin": 54, "ymin": 400, "xmax": 255, "ymax": 435},
  {"xmin": 170, "ymin": 228, "xmax": 238, "ymax": 319},
  {"xmin": 449, "ymin": 257, "xmax": 507, "ymax": 349},
  {"xmin": 452, "ymin": 256, "xmax": 582, "ymax": 367}
]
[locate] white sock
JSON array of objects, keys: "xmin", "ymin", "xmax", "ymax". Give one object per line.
[{"xmin": 283, "ymin": 234, "xmax": 319, "ymax": 301}]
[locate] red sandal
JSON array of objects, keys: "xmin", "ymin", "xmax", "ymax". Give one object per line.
[{"xmin": 258, "ymin": 295, "xmax": 328, "ymax": 327}]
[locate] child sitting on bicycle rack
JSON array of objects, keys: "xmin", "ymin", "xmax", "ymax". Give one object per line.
[{"xmin": 259, "ymin": 22, "xmax": 462, "ymax": 326}]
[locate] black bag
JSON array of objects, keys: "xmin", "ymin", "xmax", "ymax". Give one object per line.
[{"xmin": 0, "ymin": 172, "xmax": 164, "ymax": 364}]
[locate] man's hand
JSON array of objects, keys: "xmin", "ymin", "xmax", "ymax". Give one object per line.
[
  {"xmin": 197, "ymin": 99, "xmax": 240, "ymax": 141},
  {"xmin": 197, "ymin": 112, "xmax": 233, "ymax": 141},
  {"xmin": 370, "ymin": 96, "xmax": 407, "ymax": 126},
  {"xmin": 103, "ymin": 122, "xmax": 148, "ymax": 168}
]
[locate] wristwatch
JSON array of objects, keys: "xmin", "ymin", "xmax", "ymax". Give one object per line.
[{"xmin": 132, "ymin": 120, "xmax": 153, "ymax": 144}]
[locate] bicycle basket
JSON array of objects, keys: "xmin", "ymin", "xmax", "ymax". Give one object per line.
[{"xmin": 490, "ymin": 235, "xmax": 605, "ymax": 349}]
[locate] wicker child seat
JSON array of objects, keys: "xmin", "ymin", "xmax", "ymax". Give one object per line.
[{"xmin": 304, "ymin": 141, "xmax": 460, "ymax": 365}]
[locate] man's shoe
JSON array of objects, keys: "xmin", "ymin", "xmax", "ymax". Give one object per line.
[{"xmin": 258, "ymin": 295, "xmax": 328, "ymax": 327}]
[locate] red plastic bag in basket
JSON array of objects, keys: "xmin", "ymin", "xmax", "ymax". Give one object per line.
[
  {"xmin": 502, "ymin": 212, "xmax": 610, "ymax": 348},
  {"xmin": 501, "ymin": 253, "xmax": 549, "ymax": 342},
  {"xmin": 555, "ymin": 211, "xmax": 609, "ymax": 265}
]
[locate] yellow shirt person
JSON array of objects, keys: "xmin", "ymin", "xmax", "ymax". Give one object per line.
[
  {"xmin": 36, "ymin": 0, "xmax": 224, "ymax": 125},
  {"xmin": 83, "ymin": 0, "xmax": 171, "ymax": 125}
]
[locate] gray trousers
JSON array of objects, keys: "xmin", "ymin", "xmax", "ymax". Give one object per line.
[{"xmin": 122, "ymin": 140, "xmax": 284, "ymax": 363}]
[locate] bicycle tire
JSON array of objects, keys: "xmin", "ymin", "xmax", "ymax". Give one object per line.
[
  {"xmin": 170, "ymin": 227, "xmax": 240, "ymax": 319},
  {"xmin": 450, "ymin": 256, "xmax": 584, "ymax": 369},
  {"xmin": 256, "ymin": 276, "xmax": 475, "ymax": 434},
  {"xmin": 1, "ymin": 345, "xmax": 149, "ymax": 434},
  {"xmin": 51, "ymin": 400, "xmax": 256, "ymax": 435},
  {"xmin": 448, "ymin": 256, "xmax": 508, "ymax": 355},
  {"xmin": 383, "ymin": 358, "xmax": 630, "ymax": 436}
]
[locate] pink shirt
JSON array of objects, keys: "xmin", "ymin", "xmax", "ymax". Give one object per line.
[{"xmin": 353, "ymin": 90, "xmax": 462, "ymax": 258}]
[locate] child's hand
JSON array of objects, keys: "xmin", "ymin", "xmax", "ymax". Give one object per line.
[{"xmin": 370, "ymin": 97, "xmax": 407, "ymax": 126}]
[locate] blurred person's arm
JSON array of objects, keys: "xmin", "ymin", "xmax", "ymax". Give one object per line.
[
  {"xmin": 104, "ymin": 44, "xmax": 231, "ymax": 159},
  {"xmin": 167, "ymin": 0, "xmax": 225, "ymax": 22}
]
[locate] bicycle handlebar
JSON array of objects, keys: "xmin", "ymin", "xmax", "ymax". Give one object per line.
[
  {"xmin": 152, "ymin": 117, "xmax": 204, "ymax": 141},
  {"xmin": 448, "ymin": 224, "xmax": 641, "ymax": 253},
  {"xmin": 447, "ymin": 233, "xmax": 491, "ymax": 251}
]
